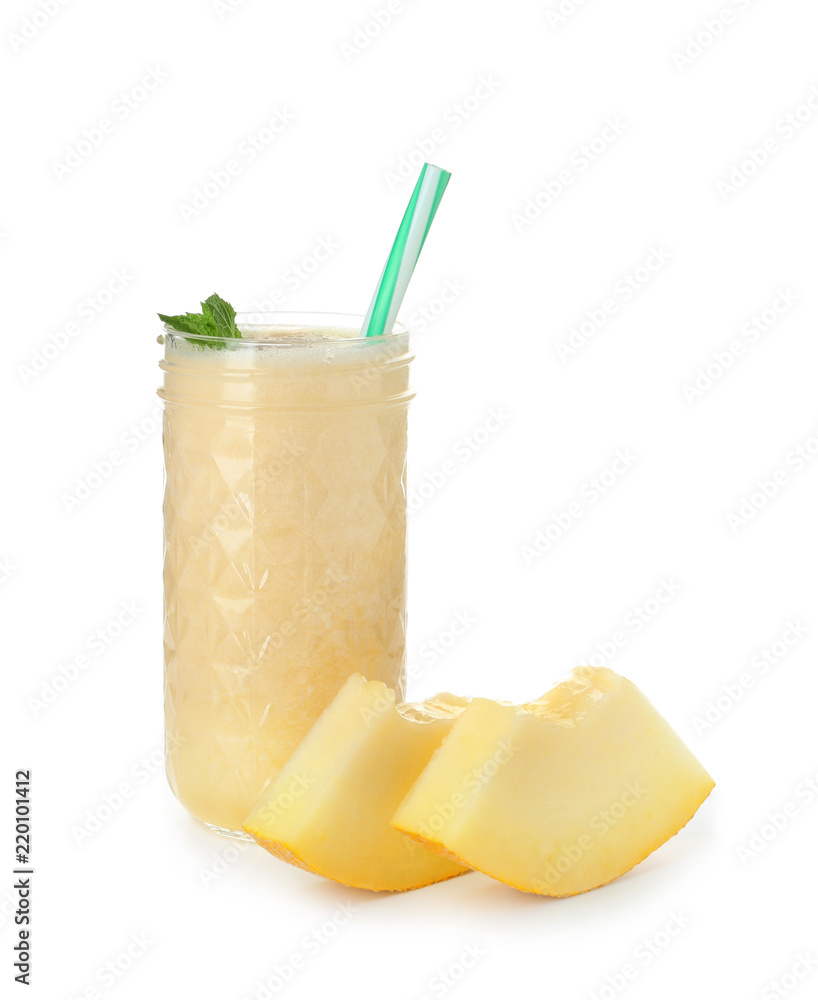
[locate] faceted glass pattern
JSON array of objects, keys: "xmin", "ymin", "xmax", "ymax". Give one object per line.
[{"xmin": 160, "ymin": 326, "xmax": 412, "ymax": 832}]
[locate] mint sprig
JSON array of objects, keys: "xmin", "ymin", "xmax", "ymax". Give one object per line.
[{"xmin": 159, "ymin": 294, "xmax": 241, "ymax": 348}]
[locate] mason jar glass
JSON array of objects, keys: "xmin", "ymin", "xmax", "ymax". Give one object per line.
[{"xmin": 159, "ymin": 314, "xmax": 413, "ymax": 835}]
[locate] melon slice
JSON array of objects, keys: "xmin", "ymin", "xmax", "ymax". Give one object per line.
[
  {"xmin": 243, "ymin": 674, "xmax": 471, "ymax": 891},
  {"xmin": 391, "ymin": 667, "xmax": 714, "ymax": 896}
]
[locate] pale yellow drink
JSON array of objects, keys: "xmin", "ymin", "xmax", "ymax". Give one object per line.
[{"xmin": 159, "ymin": 315, "xmax": 412, "ymax": 834}]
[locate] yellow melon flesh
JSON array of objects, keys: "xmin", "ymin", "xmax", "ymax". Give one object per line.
[
  {"xmin": 243, "ymin": 674, "xmax": 471, "ymax": 891},
  {"xmin": 391, "ymin": 667, "xmax": 714, "ymax": 896}
]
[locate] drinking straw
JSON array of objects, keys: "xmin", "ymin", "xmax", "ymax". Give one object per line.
[{"xmin": 360, "ymin": 162, "xmax": 451, "ymax": 338}]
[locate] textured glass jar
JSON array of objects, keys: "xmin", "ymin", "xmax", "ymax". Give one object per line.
[{"xmin": 159, "ymin": 314, "xmax": 413, "ymax": 836}]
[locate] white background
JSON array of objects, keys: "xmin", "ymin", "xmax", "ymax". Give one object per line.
[{"xmin": 3, "ymin": 0, "xmax": 818, "ymax": 997}]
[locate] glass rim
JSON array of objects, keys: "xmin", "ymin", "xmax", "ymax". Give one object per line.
[{"xmin": 160, "ymin": 311, "xmax": 408, "ymax": 347}]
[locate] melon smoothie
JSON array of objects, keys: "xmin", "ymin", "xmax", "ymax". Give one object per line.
[{"xmin": 159, "ymin": 315, "xmax": 413, "ymax": 834}]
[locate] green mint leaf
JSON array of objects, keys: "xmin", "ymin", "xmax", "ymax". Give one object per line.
[
  {"xmin": 204, "ymin": 294, "xmax": 240, "ymax": 339},
  {"xmin": 158, "ymin": 311, "xmax": 215, "ymax": 336},
  {"xmin": 158, "ymin": 294, "xmax": 241, "ymax": 348}
]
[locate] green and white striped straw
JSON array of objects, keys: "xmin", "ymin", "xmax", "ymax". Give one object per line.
[{"xmin": 360, "ymin": 162, "xmax": 451, "ymax": 338}]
